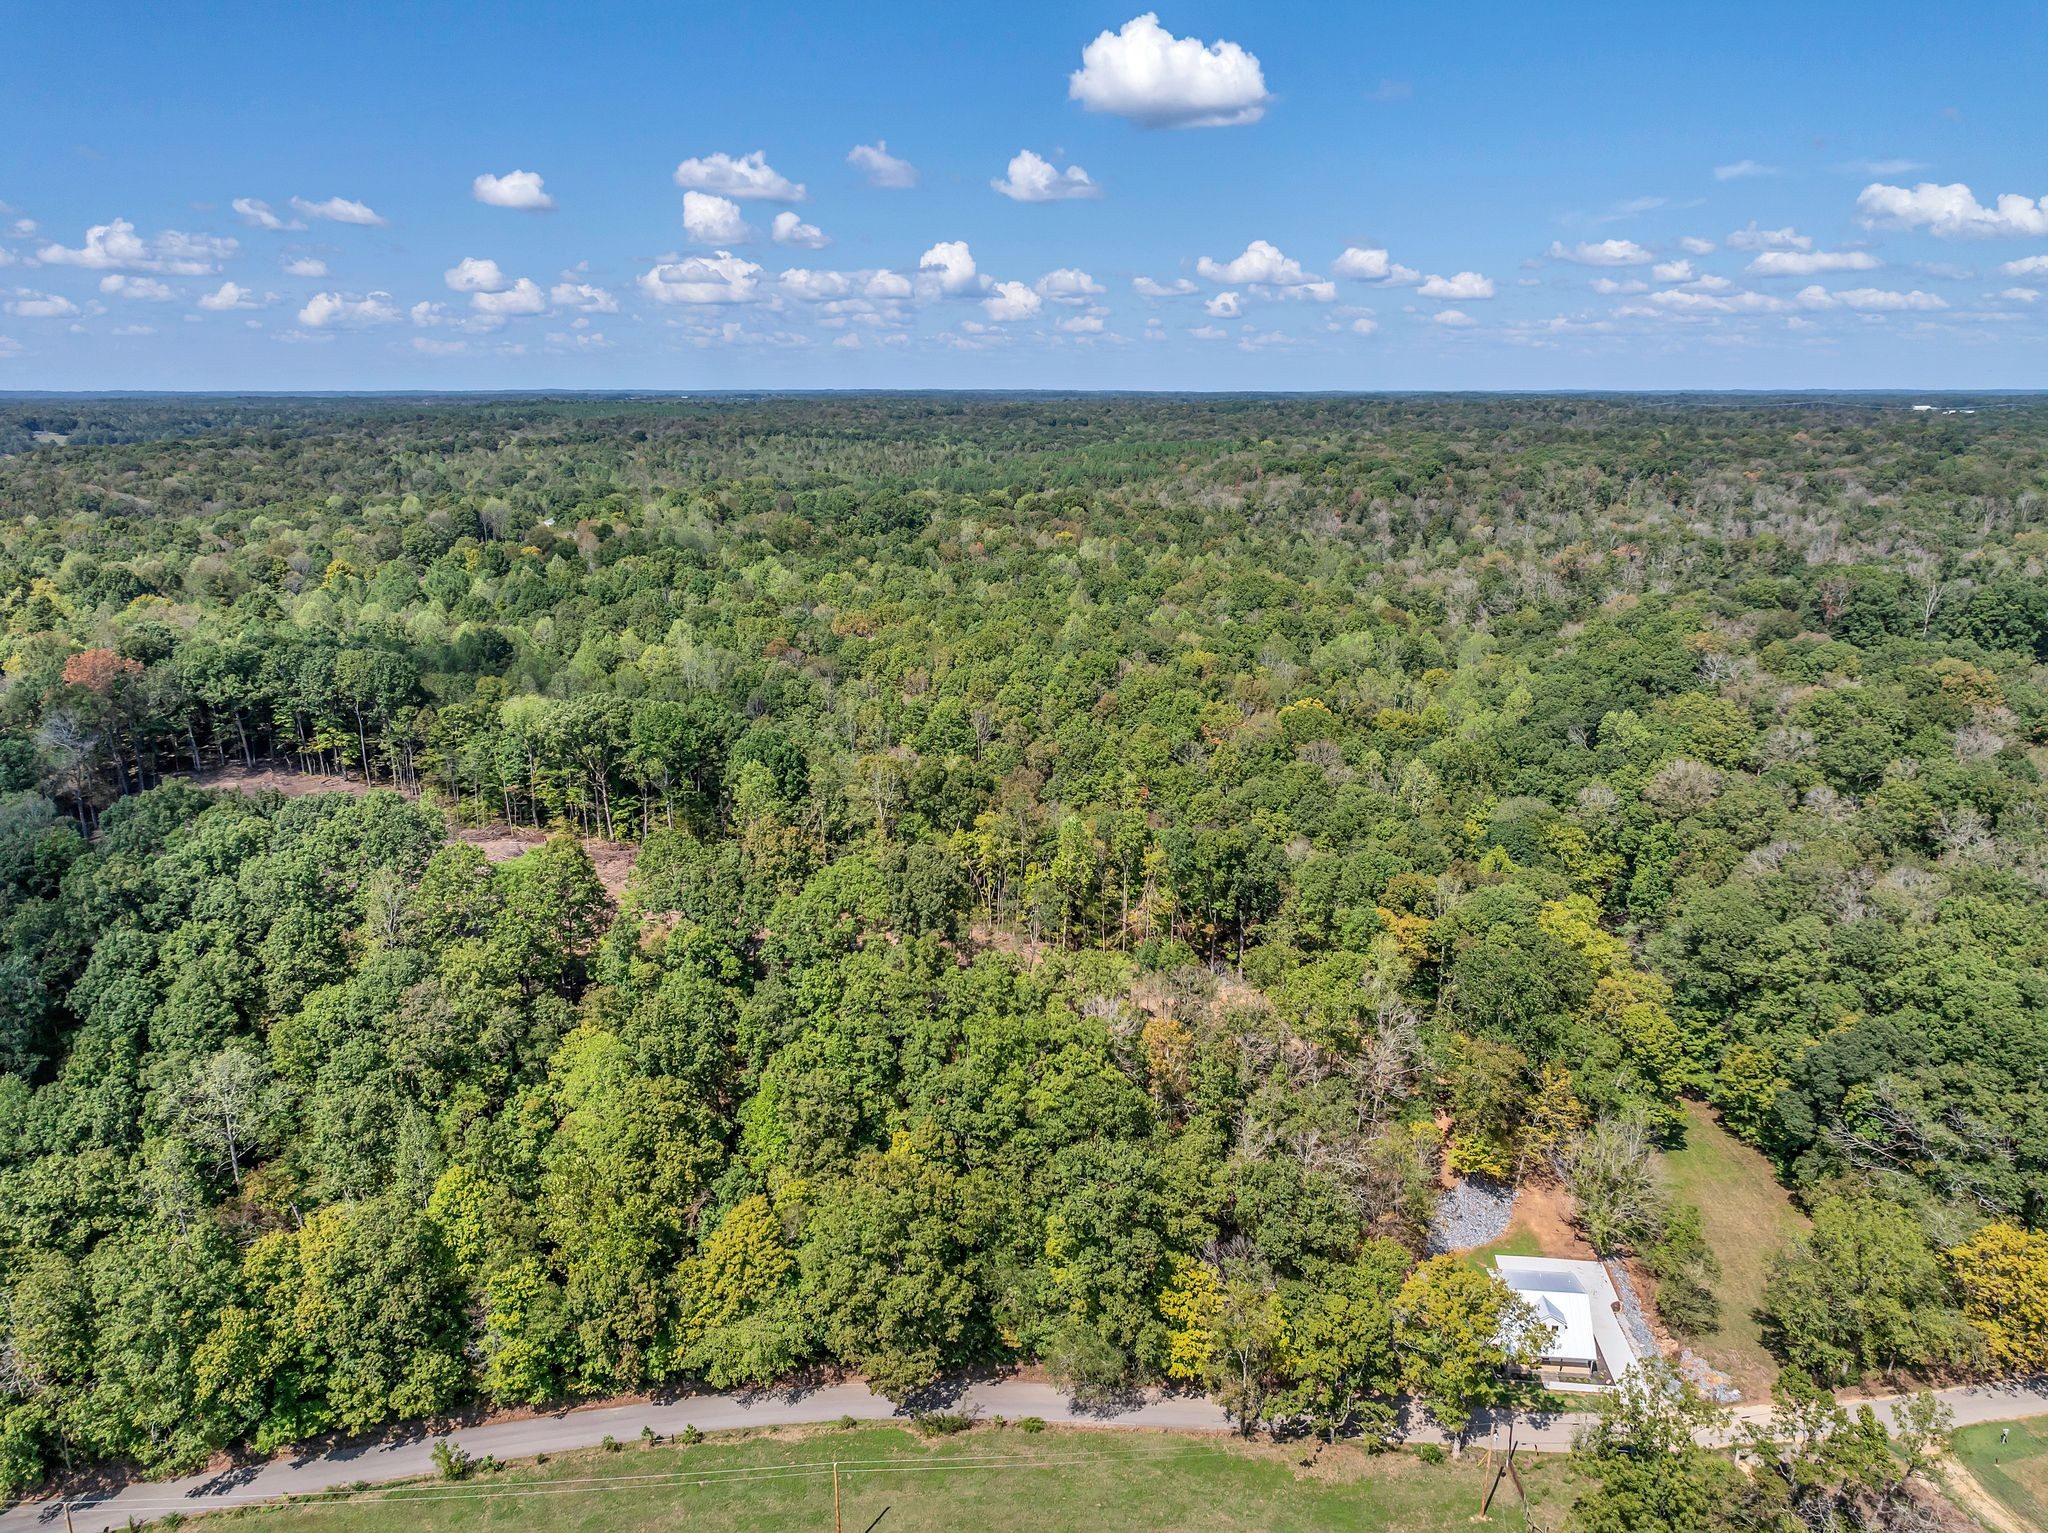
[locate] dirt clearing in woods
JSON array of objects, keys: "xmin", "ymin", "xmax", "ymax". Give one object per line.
[{"xmin": 188, "ymin": 765, "xmax": 640, "ymax": 902}]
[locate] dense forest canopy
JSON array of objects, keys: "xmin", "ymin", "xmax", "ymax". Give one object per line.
[{"xmin": 2, "ymin": 394, "xmax": 2047, "ymax": 1508}]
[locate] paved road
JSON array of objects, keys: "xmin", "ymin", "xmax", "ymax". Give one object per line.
[{"xmin": 5, "ymin": 1375, "xmax": 2044, "ymax": 1532}]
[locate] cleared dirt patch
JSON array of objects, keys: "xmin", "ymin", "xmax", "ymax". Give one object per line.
[{"xmin": 456, "ymin": 823, "xmax": 639, "ymax": 902}]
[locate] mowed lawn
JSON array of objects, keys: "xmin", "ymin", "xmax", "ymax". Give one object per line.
[
  {"xmin": 189, "ymin": 1425, "xmax": 1583, "ymax": 1533},
  {"xmin": 1950, "ymin": 1419, "xmax": 2048, "ymax": 1530},
  {"xmin": 1657, "ymin": 1099, "xmax": 1808, "ymax": 1398}
]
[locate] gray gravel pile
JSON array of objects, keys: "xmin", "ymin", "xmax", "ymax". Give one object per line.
[
  {"xmin": 1678, "ymin": 1348, "xmax": 1743, "ymax": 1403},
  {"xmin": 1425, "ymin": 1178, "xmax": 1516, "ymax": 1253},
  {"xmin": 1605, "ymin": 1259, "xmax": 1661, "ymax": 1360}
]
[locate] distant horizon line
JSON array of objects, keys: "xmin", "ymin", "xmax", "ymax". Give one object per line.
[{"xmin": 4, "ymin": 387, "xmax": 2046, "ymax": 401}]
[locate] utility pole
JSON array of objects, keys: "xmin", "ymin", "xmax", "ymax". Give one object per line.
[{"xmin": 833, "ymin": 1459, "xmax": 842, "ymax": 1533}]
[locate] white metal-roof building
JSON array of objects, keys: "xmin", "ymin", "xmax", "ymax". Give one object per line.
[{"xmin": 1493, "ymin": 1255, "xmax": 1642, "ymax": 1391}]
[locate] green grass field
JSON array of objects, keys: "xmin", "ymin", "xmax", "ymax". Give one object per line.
[
  {"xmin": 186, "ymin": 1425, "xmax": 1582, "ymax": 1533},
  {"xmin": 1657, "ymin": 1099, "xmax": 1808, "ymax": 1398},
  {"xmin": 1949, "ymin": 1418, "xmax": 2048, "ymax": 1530}
]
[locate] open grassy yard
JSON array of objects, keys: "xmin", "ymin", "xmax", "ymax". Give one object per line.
[
  {"xmin": 182, "ymin": 1425, "xmax": 1581, "ymax": 1533},
  {"xmin": 1657, "ymin": 1100, "xmax": 1808, "ymax": 1398},
  {"xmin": 1949, "ymin": 1419, "xmax": 2048, "ymax": 1531}
]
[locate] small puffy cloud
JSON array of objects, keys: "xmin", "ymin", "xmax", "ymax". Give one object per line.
[
  {"xmin": 472, "ymin": 277, "xmax": 546, "ymax": 316},
  {"xmin": 638, "ymin": 251, "xmax": 764, "ymax": 305},
  {"xmin": 1035, "ymin": 268, "xmax": 1104, "ymax": 302},
  {"xmin": 5, "ymin": 289, "xmax": 79, "ymax": 318},
  {"xmin": 1056, "ymin": 311, "xmax": 1105, "ymax": 333},
  {"xmin": 550, "ymin": 281, "xmax": 616, "ymax": 312},
  {"xmin": 197, "ymin": 280, "xmax": 262, "ymax": 310},
  {"xmin": 1133, "ymin": 275, "xmax": 1197, "ymax": 296},
  {"xmin": 111, "ymin": 323, "xmax": 155, "ymax": 336},
  {"xmin": 1858, "ymin": 181, "xmax": 2048, "ymax": 238},
  {"xmin": 771, "ymin": 210, "xmax": 830, "ymax": 249},
  {"xmin": 1548, "ymin": 238, "xmax": 1653, "ymax": 266},
  {"xmin": 412, "ymin": 336, "xmax": 467, "ymax": 355},
  {"xmin": 1068, "ymin": 13, "xmax": 1271, "ymax": 128},
  {"xmin": 2000, "ymin": 287, "xmax": 2040, "ymax": 303},
  {"xmin": 232, "ymin": 197, "xmax": 303, "ymax": 231},
  {"xmin": 992, "ymin": 149, "xmax": 1100, "ymax": 202},
  {"xmin": 982, "ymin": 280, "xmax": 1042, "ymax": 321},
  {"xmin": 1795, "ymin": 284, "xmax": 1947, "ymax": 311},
  {"xmin": 289, "ymin": 196, "xmax": 386, "ymax": 226},
  {"xmin": 1679, "ymin": 235, "xmax": 1716, "ymax": 255},
  {"xmin": 1650, "ymin": 259, "xmax": 1694, "ymax": 283},
  {"xmin": 297, "ymin": 290, "xmax": 399, "ymax": 327},
  {"xmin": 1205, "ymin": 291, "xmax": 1240, "ymax": 317},
  {"xmin": 1349, "ymin": 314, "xmax": 1378, "ymax": 335},
  {"xmin": 683, "ymin": 190, "xmax": 752, "ymax": 244},
  {"xmin": 1999, "ymin": 254, "xmax": 2048, "ymax": 276},
  {"xmin": 38, "ymin": 219, "xmax": 236, "ymax": 273},
  {"xmin": 918, "ymin": 240, "xmax": 980, "ymax": 295},
  {"xmin": 472, "ymin": 170, "xmax": 554, "ymax": 210},
  {"xmin": 1432, "ymin": 308, "xmax": 1476, "ymax": 326},
  {"xmin": 1419, "ymin": 270, "xmax": 1494, "ymax": 300},
  {"xmin": 1189, "ymin": 324, "xmax": 1228, "ymax": 340},
  {"xmin": 1591, "ymin": 277, "xmax": 1648, "ymax": 295},
  {"xmin": 672, "ymin": 150, "xmax": 804, "ymax": 201},
  {"xmin": 282, "ymin": 257, "xmax": 328, "ymax": 277},
  {"xmin": 1197, "ymin": 238, "xmax": 1313, "ymax": 286},
  {"xmin": 1333, "ymin": 246, "xmax": 1419, "ymax": 284},
  {"xmin": 445, "ymin": 256, "xmax": 512, "ymax": 292},
  {"xmin": 1726, "ymin": 222, "xmax": 1812, "ymax": 251},
  {"xmin": 99, "ymin": 273, "xmax": 173, "ymax": 300},
  {"xmin": 865, "ymin": 269, "xmax": 913, "ymax": 299},
  {"xmin": 1713, "ymin": 159, "xmax": 1779, "ymax": 180},
  {"xmin": 847, "ymin": 141, "xmax": 917, "ymax": 189},
  {"xmin": 1748, "ymin": 248, "xmax": 1881, "ymax": 275}
]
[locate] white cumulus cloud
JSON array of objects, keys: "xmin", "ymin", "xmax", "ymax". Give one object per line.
[
  {"xmin": 1679, "ymin": 235, "xmax": 1717, "ymax": 255},
  {"xmin": 672, "ymin": 150, "xmax": 804, "ymax": 201},
  {"xmin": 847, "ymin": 141, "xmax": 918, "ymax": 189},
  {"xmin": 772, "ymin": 211, "xmax": 830, "ymax": 249},
  {"xmin": 1858, "ymin": 181, "xmax": 2048, "ymax": 238},
  {"xmin": 918, "ymin": 240, "xmax": 981, "ymax": 295},
  {"xmin": 297, "ymin": 290, "xmax": 399, "ymax": 327},
  {"xmin": 1419, "ymin": 271, "xmax": 1495, "ymax": 300},
  {"xmin": 1650, "ymin": 260, "xmax": 1694, "ymax": 283},
  {"xmin": 992, "ymin": 149, "xmax": 1101, "ymax": 202},
  {"xmin": 1035, "ymin": 268, "xmax": 1104, "ymax": 301},
  {"xmin": 1133, "ymin": 275, "xmax": 1198, "ymax": 296},
  {"xmin": 4, "ymin": 289, "xmax": 79, "ymax": 318},
  {"xmin": 638, "ymin": 252, "xmax": 764, "ymax": 305},
  {"xmin": 1748, "ymin": 248, "xmax": 1881, "ymax": 275},
  {"xmin": 683, "ymin": 191, "xmax": 753, "ymax": 244},
  {"xmin": 282, "ymin": 257, "xmax": 328, "ymax": 278},
  {"xmin": 1333, "ymin": 246, "xmax": 1419, "ymax": 284},
  {"xmin": 197, "ymin": 281, "xmax": 262, "ymax": 311},
  {"xmin": 982, "ymin": 280, "xmax": 1042, "ymax": 321},
  {"xmin": 1713, "ymin": 159, "xmax": 1779, "ymax": 181},
  {"xmin": 550, "ymin": 281, "xmax": 617, "ymax": 312},
  {"xmin": 99, "ymin": 274, "xmax": 174, "ymax": 301},
  {"xmin": 289, "ymin": 196, "xmax": 386, "ymax": 226},
  {"xmin": 472, "ymin": 277, "xmax": 546, "ymax": 316},
  {"xmin": 1205, "ymin": 291, "xmax": 1240, "ymax": 317},
  {"xmin": 1548, "ymin": 238, "xmax": 1653, "ymax": 266},
  {"xmin": 472, "ymin": 170, "xmax": 554, "ymax": 210},
  {"xmin": 1068, "ymin": 13, "xmax": 1271, "ymax": 128},
  {"xmin": 445, "ymin": 256, "xmax": 512, "ymax": 293},
  {"xmin": 1432, "ymin": 308, "xmax": 1476, "ymax": 326},
  {"xmin": 1795, "ymin": 284, "xmax": 1947, "ymax": 311},
  {"xmin": 38, "ymin": 219, "xmax": 236, "ymax": 274},
  {"xmin": 1197, "ymin": 239, "xmax": 1315, "ymax": 287}
]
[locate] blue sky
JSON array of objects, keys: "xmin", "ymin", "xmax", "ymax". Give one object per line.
[{"xmin": 3, "ymin": 1, "xmax": 2045, "ymax": 390}]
